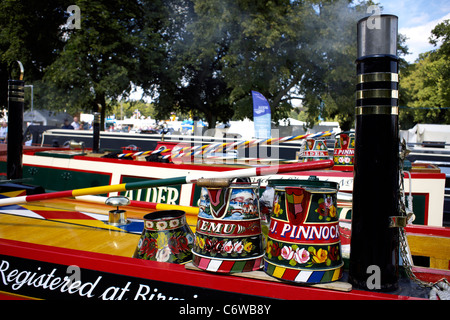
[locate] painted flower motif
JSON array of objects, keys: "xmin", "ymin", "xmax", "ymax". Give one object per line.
[
  {"xmin": 196, "ymin": 236, "xmax": 206, "ymax": 249},
  {"xmin": 156, "ymin": 246, "xmax": 171, "ymax": 262},
  {"xmin": 214, "ymin": 240, "xmax": 223, "ymax": 252},
  {"xmin": 244, "ymin": 241, "xmax": 254, "ymax": 253},
  {"xmin": 169, "ymin": 219, "xmax": 180, "ymax": 228},
  {"xmin": 294, "ymin": 248, "xmax": 310, "ymax": 264},
  {"xmin": 223, "ymin": 240, "xmax": 234, "ymax": 253},
  {"xmin": 139, "ymin": 237, "xmax": 157, "ymax": 258},
  {"xmin": 328, "ymin": 245, "xmax": 340, "ymax": 261},
  {"xmin": 271, "ymin": 241, "xmax": 281, "ymax": 258},
  {"xmin": 233, "ymin": 241, "xmax": 244, "ymax": 254},
  {"xmin": 316, "ymin": 196, "xmax": 336, "ymax": 221},
  {"xmin": 168, "ymin": 236, "xmax": 180, "ymax": 254},
  {"xmin": 156, "ymin": 221, "xmax": 168, "ymax": 230},
  {"xmin": 312, "ymin": 248, "xmax": 328, "ymax": 264},
  {"xmin": 145, "ymin": 221, "xmax": 154, "ymax": 229},
  {"xmin": 316, "ymin": 200, "xmax": 327, "ymax": 218},
  {"xmin": 281, "ymin": 246, "xmax": 294, "ymax": 260},
  {"xmin": 266, "ymin": 240, "xmax": 273, "ymax": 255},
  {"xmin": 195, "ymin": 235, "xmax": 257, "ymax": 257},
  {"xmin": 329, "ymin": 205, "xmax": 337, "ymax": 218},
  {"xmin": 273, "ymin": 202, "xmax": 281, "ymax": 217},
  {"xmin": 168, "ymin": 234, "xmax": 190, "ymax": 255},
  {"xmin": 186, "ymin": 233, "xmax": 195, "ymax": 244},
  {"xmin": 204, "ymin": 238, "xmax": 213, "ymax": 252},
  {"xmin": 324, "ymin": 195, "xmax": 333, "ymax": 208},
  {"xmin": 156, "ymin": 232, "xmax": 168, "ymax": 248}
]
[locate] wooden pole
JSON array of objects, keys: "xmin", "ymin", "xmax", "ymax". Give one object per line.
[{"xmin": 0, "ymin": 160, "xmax": 334, "ymax": 206}]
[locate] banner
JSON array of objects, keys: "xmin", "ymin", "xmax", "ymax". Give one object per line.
[{"xmin": 252, "ymin": 91, "xmax": 271, "ymax": 139}]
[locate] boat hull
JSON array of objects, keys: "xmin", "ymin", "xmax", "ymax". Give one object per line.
[{"xmin": 0, "ymin": 148, "xmax": 445, "ymax": 227}]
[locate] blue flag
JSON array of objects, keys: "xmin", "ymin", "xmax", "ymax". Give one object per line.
[{"xmin": 252, "ymin": 91, "xmax": 271, "ymax": 139}]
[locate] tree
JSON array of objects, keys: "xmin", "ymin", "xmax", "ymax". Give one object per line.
[
  {"xmin": 109, "ymin": 100, "xmax": 156, "ymax": 120},
  {"xmin": 43, "ymin": 0, "xmax": 155, "ymax": 129},
  {"xmin": 0, "ymin": 0, "xmax": 70, "ymax": 109},
  {"xmin": 400, "ymin": 52, "xmax": 450, "ymax": 125},
  {"xmin": 430, "ymin": 19, "xmax": 450, "ymax": 56},
  {"xmin": 148, "ymin": 0, "xmax": 235, "ymax": 128},
  {"xmin": 297, "ymin": 0, "xmax": 366, "ymax": 131},
  {"xmin": 157, "ymin": 0, "xmax": 378, "ymax": 130},
  {"xmin": 399, "ymin": 19, "xmax": 450, "ymax": 126}
]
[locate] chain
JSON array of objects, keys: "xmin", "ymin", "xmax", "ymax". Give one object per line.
[
  {"xmin": 398, "ymin": 140, "xmax": 450, "ymax": 300},
  {"xmin": 398, "ymin": 139, "xmax": 436, "ymax": 289}
]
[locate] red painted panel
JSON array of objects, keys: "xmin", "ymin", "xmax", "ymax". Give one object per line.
[{"xmin": 0, "ymin": 238, "xmax": 423, "ymax": 300}]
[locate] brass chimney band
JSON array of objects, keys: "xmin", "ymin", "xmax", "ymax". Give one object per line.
[
  {"xmin": 355, "ymin": 106, "xmax": 399, "ymax": 115},
  {"xmin": 357, "ymin": 72, "xmax": 398, "ymax": 83},
  {"xmin": 356, "ymin": 89, "xmax": 398, "ymax": 100}
]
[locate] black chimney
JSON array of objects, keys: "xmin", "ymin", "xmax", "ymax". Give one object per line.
[
  {"xmin": 92, "ymin": 112, "xmax": 101, "ymax": 153},
  {"xmin": 349, "ymin": 15, "xmax": 400, "ymax": 291},
  {"xmin": 7, "ymin": 61, "xmax": 25, "ymax": 180}
]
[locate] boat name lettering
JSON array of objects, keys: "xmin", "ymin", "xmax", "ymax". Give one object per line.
[
  {"xmin": 124, "ymin": 186, "xmax": 179, "ymax": 204},
  {"xmin": 0, "ymin": 259, "xmax": 191, "ymax": 300},
  {"xmin": 304, "ymin": 151, "xmax": 328, "ymax": 157},
  {"xmin": 269, "ymin": 220, "xmax": 340, "ymax": 242},
  {"xmin": 334, "ymin": 149, "xmax": 354, "ymax": 156},
  {"xmin": 198, "ymin": 220, "xmax": 239, "ymax": 235}
]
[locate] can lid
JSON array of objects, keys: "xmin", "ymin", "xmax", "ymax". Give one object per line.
[{"xmin": 268, "ymin": 178, "xmax": 338, "ymax": 190}]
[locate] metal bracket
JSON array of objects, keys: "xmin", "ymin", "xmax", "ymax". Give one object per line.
[{"xmin": 388, "ymin": 216, "xmax": 407, "ymax": 228}]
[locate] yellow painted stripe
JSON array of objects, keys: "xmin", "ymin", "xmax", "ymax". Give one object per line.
[
  {"xmin": 1, "ymin": 190, "xmax": 26, "ymax": 198},
  {"xmin": 23, "ymin": 204, "xmax": 70, "ymax": 212},
  {"xmin": 155, "ymin": 203, "xmax": 200, "ymax": 215},
  {"xmin": 0, "ymin": 290, "xmax": 42, "ymax": 300},
  {"xmin": 53, "ymin": 219, "xmax": 124, "ymax": 231},
  {"xmin": 72, "ymin": 184, "xmax": 127, "ymax": 197},
  {"xmin": 331, "ymin": 267, "xmax": 341, "ymax": 281},
  {"xmin": 272, "ymin": 266, "xmax": 286, "ymax": 279}
]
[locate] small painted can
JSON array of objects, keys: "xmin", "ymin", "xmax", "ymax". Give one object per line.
[
  {"xmin": 298, "ymin": 138, "xmax": 330, "ymax": 162},
  {"xmin": 264, "ymin": 179, "xmax": 343, "ymax": 284},
  {"xmin": 192, "ymin": 181, "xmax": 264, "ymax": 273},
  {"xmin": 133, "ymin": 210, "xmax": 195, "ymax": 264},
  {"xmin": 332, "ymin": 131, "xmax": 355, "ymax": 171}
]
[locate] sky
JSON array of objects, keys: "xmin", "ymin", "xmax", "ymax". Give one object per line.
[{"xmin": 377, "ymin": 0, "xmax": 450, "ymax": 63}]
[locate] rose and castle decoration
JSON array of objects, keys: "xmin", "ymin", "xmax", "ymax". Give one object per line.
[
  {"xmin": 134, "ymin": 210, "xmax": 195, "ymax": 264},
  {"xmin": 134, "ymin": 149, "xmax": 343, "ymax": 283},
  {"xmin": 258, "ymin": 179, "xmax": 343, "ymax": 283},
  {"xmin": 192, "ymin": 181, "xmax": 264, "ymax": 272},
  {"xmin": 267, "ymin": 186, "xmax": 340, "ymax": 268}
]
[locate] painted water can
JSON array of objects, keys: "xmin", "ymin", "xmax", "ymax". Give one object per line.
[
  {"xmin": 264, "ymin": 179, "xmax": 343, "ymax": 284},
  {"xmin": 298, "ymin": 138, "xmax": 330, "ymax": 162},
  {"xmin": 332, "ymin": 131, "xmax": 355, "ymax": 171},
  {"xmin": 133, "ymin": 210, "xmax": 195, "ymax": 264},
  {"xmin": 192, "ymin": 181, "xmax": 264, "ymax": 273}
]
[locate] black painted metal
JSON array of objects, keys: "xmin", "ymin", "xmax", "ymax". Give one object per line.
[
  {"xmin": 349, "ymin": 15, "xmax": 400, "ymax": 292},
  {"xmin": 7, "ymin": 79, "xmax": 24, "ymax": 180},
  {"xmin": 93, "ymin": 112, "xmax": 101, "ymax": 153}
]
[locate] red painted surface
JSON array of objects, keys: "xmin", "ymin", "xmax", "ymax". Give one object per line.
[{"xmin": 0, "ymin": 238, "xmax": 425, "ymax": 300}]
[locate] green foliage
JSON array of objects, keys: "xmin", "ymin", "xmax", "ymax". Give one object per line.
[
  {"xmin": 161, "ymin": 0, "xmax": 374, "ymax": 130},
  {"xmin": 109, "ymin": 100, "xmax": 156, "ymax": 120},
  {"xmin": 4, "ymin": 0, "xmax": 443, "ymax": 132},
  {"xmin": 399, "ymin": 19, "xmax": 450, "ymax": 127},
  {"xmin": 0, "ymin": 0, "xmax": 70, "ymax": 108},
  {"xmin": 42, "ymin": 0, "xmax": 145, "ymax": 128}
]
